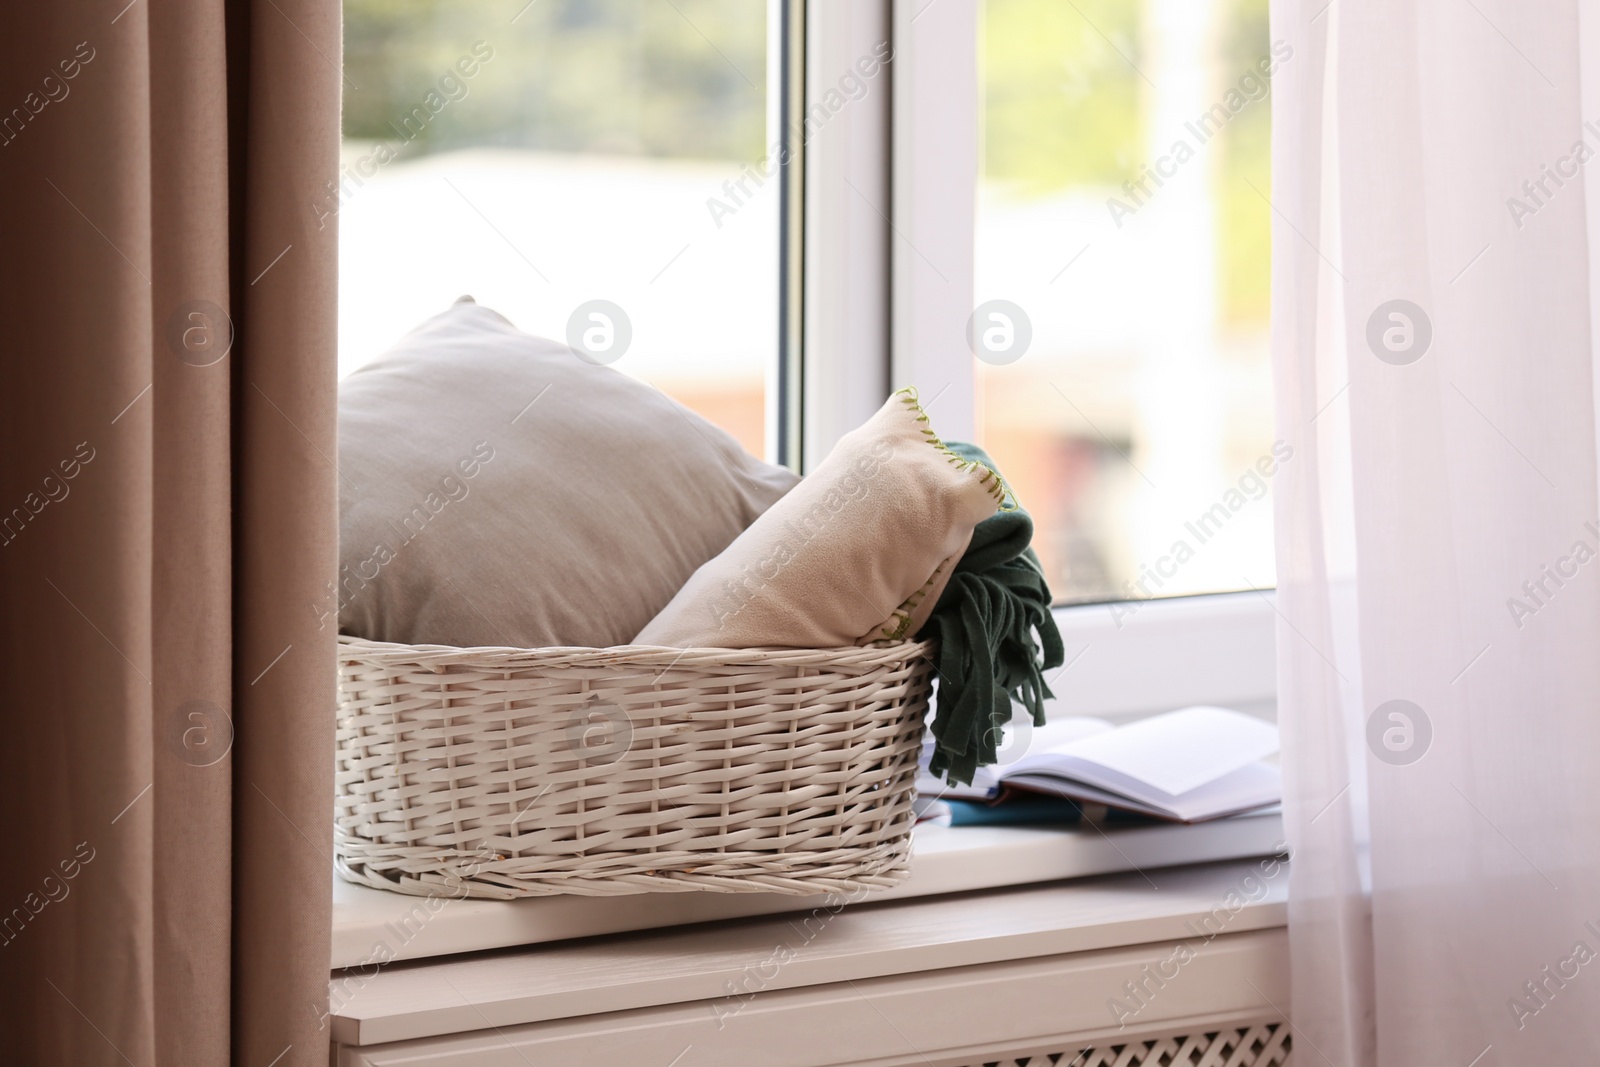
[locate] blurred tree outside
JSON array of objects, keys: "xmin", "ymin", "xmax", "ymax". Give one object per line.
[
  {"xmin": 1217, "ymin": 0, "xmax": 1271, "ymax": 328},
  {"xmin": 981, "ymin": 0, "xmax": 1270, "ymax": 328},
  {"xmin": 981, "ymin": 0, "xmax": 1144, "ymax": 192},
  {"xmin": 342, "ymin": 0, "xmax": 767, "ymax": 162}
]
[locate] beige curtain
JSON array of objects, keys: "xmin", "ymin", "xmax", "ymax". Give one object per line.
[{"xmin": 0, "ymin": 1, "xmax": 338, "ymax": 1064}]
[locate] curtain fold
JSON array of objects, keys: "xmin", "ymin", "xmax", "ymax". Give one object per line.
[
  {"xmin": 1273, "ymin": 0, "xmax": 1600, "ymax": 1062},
  {"xmin": 0, "ymin": 1, "xmax": 338, "ymax": 1064}
]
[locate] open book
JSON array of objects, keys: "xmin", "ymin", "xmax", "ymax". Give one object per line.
[{"xmin": 917, "ymin": 706, "xmax": 1281, "ymax": 823}]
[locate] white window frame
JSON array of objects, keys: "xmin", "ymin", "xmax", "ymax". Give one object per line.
[{"xmin": 794, "ymin": 0, "xmax": 1277, "ymax": 722}]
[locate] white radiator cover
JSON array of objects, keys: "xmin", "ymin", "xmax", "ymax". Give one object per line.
[
  {"xmin": 936, "ymin": 1023, "xmax": 1292, "ymax": 1067},
  {"xmin": 332, "ymin": 861, "xmax": 1293, "ymax": 1067}
]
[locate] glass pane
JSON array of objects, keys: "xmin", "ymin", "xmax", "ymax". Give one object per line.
[
  {"xmin": 975, "ymin": 0, "xmax": 1275, "ymax": 604},
  {"xmin": 340, "ymin": 0, "xmax": 774, "ymax": 457}
]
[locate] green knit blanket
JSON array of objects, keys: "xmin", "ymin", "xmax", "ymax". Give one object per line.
[{"xmin": 921, "ymin": 442, "xmax": 1065, "ymax": 786}]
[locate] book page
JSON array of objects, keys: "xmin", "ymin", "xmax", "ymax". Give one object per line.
[
  {"xmin": 1007, "ymin": 760, "xmax": 1281, "ymax": 822},
  {"xmin": 916, "ymin": 716, "xmax": 1114, "ymax": 801},
  {"xmin": 1012, "ymin": 706, "xmax": 1279, "ymax": 797}
]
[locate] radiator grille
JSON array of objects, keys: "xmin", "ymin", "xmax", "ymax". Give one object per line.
[{"xmin": 951, "ymin": 1022, "xmax": 1291, "ymax": 1067}]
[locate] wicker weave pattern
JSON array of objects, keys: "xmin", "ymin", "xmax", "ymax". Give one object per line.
[{"xmin": 334, "ymin": 636, "xmax": 934, "ymax": 898}]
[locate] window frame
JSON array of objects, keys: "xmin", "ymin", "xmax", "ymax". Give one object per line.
[{"xmin": 788, "ymin": 0, "xmax": 979, "ymax": 467}]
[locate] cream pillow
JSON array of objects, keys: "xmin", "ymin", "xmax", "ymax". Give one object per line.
[
  {"xmin": 335, "ymin": 300, "xmax": 799, "ymax": 648},
  {"xmin": 634, "ymin": 389, "xmax": 1006, "ymax": 648}
]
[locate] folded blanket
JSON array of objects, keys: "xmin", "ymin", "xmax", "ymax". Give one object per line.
[
  {"xmin": 634, "ymin": 388, "xmax": 1006, "ymax": 648},
  {"xmin": 921, "ymin": 442, "xmax": 1065, "ymax": 786}
]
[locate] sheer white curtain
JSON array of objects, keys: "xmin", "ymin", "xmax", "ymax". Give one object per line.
[{"xmin": 1273, "ymin": 0, "xmax": 1600, "ymax": 1062}]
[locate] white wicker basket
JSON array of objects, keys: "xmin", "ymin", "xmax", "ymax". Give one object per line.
[{"xmin": 334, "ymin": 634, "xmax": 935, "ymax": 898}]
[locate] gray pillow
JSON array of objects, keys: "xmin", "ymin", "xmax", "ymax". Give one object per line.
[{"xmin": 334, "ymin": 299, "xmax": 798, "ymax": 649}]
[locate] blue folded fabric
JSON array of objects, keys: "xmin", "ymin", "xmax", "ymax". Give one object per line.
[{"xmin": 945, "ymin": 795, "xmax": 1083, "ymax": 827}]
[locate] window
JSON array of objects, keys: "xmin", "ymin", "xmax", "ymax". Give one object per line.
[
  {"xmin": 339, "ymin": 0, "xmax": 775, "ymax": 457},
  {"xmin": 972, "ymin": 0, "xmax": 1277, "ymax": 605},
  {"xmin": 339, "ymin": 1, "xmax": 1277, "ymax": 613},
  {"xmin": 335, "ymin": 0, "xmax": 1278, "ymax": 716}
]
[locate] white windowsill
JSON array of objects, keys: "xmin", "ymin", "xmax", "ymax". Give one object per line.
[
  {"xmin": 331, "ymin": 809, "xmax": 1282, "ymax": 969},
  {"xmin": 330, "ymin": 854, "xmax": 1291, "ymax": 1049}
]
